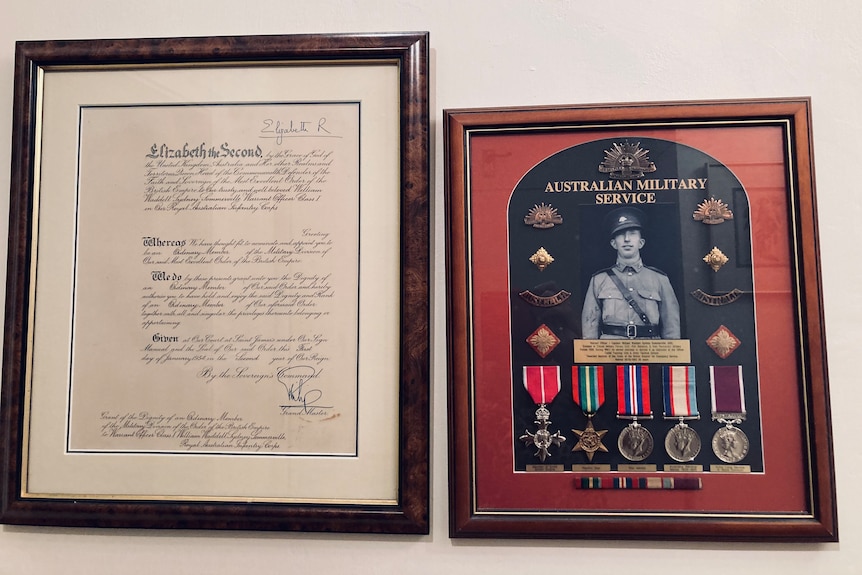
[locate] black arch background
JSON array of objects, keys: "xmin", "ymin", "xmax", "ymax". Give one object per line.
[{"xmin": 508, "ymin": 136, "xmax": 762, "ymax": 473}]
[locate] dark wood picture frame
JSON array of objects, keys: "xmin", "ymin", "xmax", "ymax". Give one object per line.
[
  {"xmin": 445, "ymin": 98, "xmax": 837, "ymax": 541},
  {"xmin": 1, "ymin": 33, "xmax": 429, "ymax": 533}
]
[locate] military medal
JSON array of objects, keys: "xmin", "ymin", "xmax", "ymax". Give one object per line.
[
  {"xmin": 709, "ymin": 365, "xmax": 750, "ymax": 463},
  {"xmin": 571, "ymin": 366, "xmax": 608, "ymax": 462},
  {"xmin": 518, "ymin": 366, "xmax": 566, "ymax": 462},
  {"xmin": 616, "ymin": 365, "xmax": 654, "ymax": 462},
  {"xmin": 662, "ymin": 366, "xmax": 701, "ymax": 462}
]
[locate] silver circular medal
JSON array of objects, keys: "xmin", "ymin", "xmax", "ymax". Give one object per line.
[
  {"xmin": 711, "ymin": 425, "xmax": 750, "ymax": 463},
  {"xmin": 665, "ymin": 423, "xmax": 701, "ymax": 462},
  {"xmin": 618, "ymin": 423, "xmax": 653, "ymax": 462}
]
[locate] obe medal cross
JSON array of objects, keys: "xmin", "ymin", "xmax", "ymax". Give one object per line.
[{"xmin": 519, "ymin": 405, "xmax": 566, "ymax": 462}]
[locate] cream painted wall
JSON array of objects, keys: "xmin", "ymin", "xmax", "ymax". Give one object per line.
[{"xmin": 0, "ymin": 1, "xmax": 858, "ymax": 573}]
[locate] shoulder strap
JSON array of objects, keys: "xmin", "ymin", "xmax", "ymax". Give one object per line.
[
  {"xmin": 605, "ymin": 270, "xmax": 652, "ymax": 326},
  {"xmin": 592, "ymin": 267, "xmax": 614, "ymax": 278}
]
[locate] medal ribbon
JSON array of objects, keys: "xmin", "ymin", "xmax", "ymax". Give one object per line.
[
  {"xmin": 523, "ymin": 366, "xmax": 561, "ymax": 405},
  {"xmin": 572, "ymin": 366, "xmax": 605, "ymax": 415},
  {"xmin": 616, "ymin": 365, "xmax": 651, "ymax": 417},
  {"xmin": 709, "ymin": 365, "xmax": 746, "ymax": 418},
  {"xmin": 662, "ymin": 366, "xmax": 698, "ymax": 418}
]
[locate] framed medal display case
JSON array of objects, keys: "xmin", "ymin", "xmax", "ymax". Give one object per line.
[
  {"xmin": 0, "ymin": 33, "xmax": 429, "ymax": 533},
  {"xmin": 445, "ymin": 98, "xmax": 837, "ymax": 541}
]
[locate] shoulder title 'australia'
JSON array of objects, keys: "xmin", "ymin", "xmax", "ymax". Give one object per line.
[{"xmin": 598, "ymin": 141, "xmax": 656, "ymax": 180}]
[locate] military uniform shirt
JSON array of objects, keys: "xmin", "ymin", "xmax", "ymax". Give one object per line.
[{"xmin": 581, "ymin": 258, "xmax": 680, "ymax": 339}]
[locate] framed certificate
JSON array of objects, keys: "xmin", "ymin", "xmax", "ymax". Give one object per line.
[
  {"xmin": 445, "ymin": 99, "xmax": 837, "ymax": 541},
  {"xmin": 1, "ymin": 33, "xmax": 429, "ymax": 533}
]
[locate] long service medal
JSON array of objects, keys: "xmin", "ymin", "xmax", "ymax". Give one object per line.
[
  {"xmin": 709, "ymin": 365, "xmax": 750, "ymax": 463},
  {"xmin": 571, "ymin": 366, "xmax": 608, "ymax": 462},
  {"xmin": 518, "ymin": 366, "xmax": 565, "ymax": 462},
  {"xmin": 616, "ymin": 365, "xmax": 654, "ymax": 462},
  {"xmin": 662, "ymin": 366, "xmax": 701, "ymax": 462}
]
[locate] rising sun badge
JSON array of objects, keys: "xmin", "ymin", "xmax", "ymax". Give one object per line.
[
  {"xmin": 524, "ymin": 203, "xmax": 563, "ymax": 229},
  {"xmin": 598, "ymin": 141, "xmax": 657, "ymax": 180}
]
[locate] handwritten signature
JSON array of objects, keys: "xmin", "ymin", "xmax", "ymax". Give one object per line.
[
  {"xmin": 260, "ymin": 118, "xmax": 332, "ymax": 145},
  {"xmin": 276, "ymin": 365, "xmax": 332, "ymax": 415}
]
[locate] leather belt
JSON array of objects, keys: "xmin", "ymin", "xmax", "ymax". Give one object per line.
[{"xmin": 600, "ymin": 323, "xmax": 661, "ymax": 339}]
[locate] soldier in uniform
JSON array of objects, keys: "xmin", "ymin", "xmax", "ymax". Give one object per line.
[{"xmin": 581, "ymin": 207, "xmax": 680, "ymax": 339}]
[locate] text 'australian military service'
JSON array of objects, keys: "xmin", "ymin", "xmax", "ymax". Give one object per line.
[
  {"xmin": 542, "ymin": 141, "xmax": 709, "ymax": 204},
  {"xmin": 544, "ymin": 177, "xmax": 709, "ymax": 204}
]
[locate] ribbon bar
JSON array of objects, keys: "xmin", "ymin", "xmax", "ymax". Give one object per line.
[{"xmin": 575, "ymin": 477, "xmax": 702, "ymax": 490}]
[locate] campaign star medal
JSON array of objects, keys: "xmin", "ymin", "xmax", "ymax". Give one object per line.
[
  {"xmin": 518, "ymin": 366, "xmax": 566, "ymax": 462},
  {"xmin": 709, "ymin": 365, "xmax": 750, "ymax": 463},
  {"xmin": 693, "ymin": 197, "xmax": 734, "ymax": 225},
  {"xmin": 571, "ymin": 366, "xmax": 608, "ymax": 462},
  {"xmin": 526, "ymin": 324, "xmax": 560, "ymax": 358},
  {"xmin": 524, "ymin": 203, "xmax": 563, "ymax": 229},
  {"xmin": 662, "ymin": 366, "xmax": 701, "ymax": 462},
  {"xmin": 529, "ymin": 247, "xmax": 554, "ymax": 271},
  {"xmin": 598, "ymin": 141, "xmax": 656, "ymax": 180},
  {"xmin": 706, "ymin": 324, "xmax": 741, "ymax": 359},
  {"xmin": 616, "ymin": 365, "xmax": 654, "ymax": 462},
  {"xmin": 702, "ymin": 246, "xmax": 729, "ymax": 272}
]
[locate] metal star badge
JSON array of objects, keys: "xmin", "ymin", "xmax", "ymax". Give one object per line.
[
  {"xmin": 529, "ymin": 247, "xmax": 554, "ymax": 271},
  {"xmin": 571, "ymin": 419, "xmax": 609, "ymax": 462},
  {"xmin": 706, "ymin": 324, "xmax": 741, "ymax": 359},
  {"xmin": 526, "ymin": 324, "xmax": 560, "ymax": 358},
  {"xmin": 703, "ymin": 246, "xmax": 729, "ymax": 272}
]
